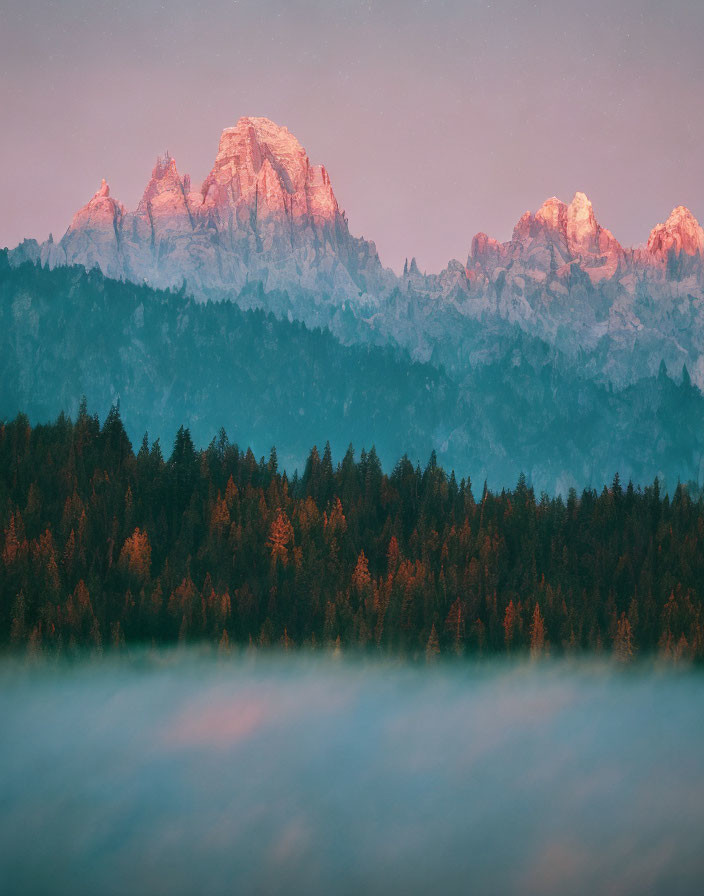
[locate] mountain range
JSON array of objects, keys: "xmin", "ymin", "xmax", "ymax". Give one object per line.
[
  {"xmin": 4, "ymin": 116, "xmax": 704, "ymax": 490},
  {"xmin": 8, "ymin": 116, "xmax": 704, "ymax": 388}
]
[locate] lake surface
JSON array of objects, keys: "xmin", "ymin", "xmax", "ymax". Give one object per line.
[{"xmin": 1, "ymin": 652, "xmax": 703, "ymax": 894}]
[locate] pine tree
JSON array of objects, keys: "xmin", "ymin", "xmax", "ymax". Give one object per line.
[
  {"xmin": 9, "ymin": 591, "xmax": 26, "ymax": 646},
  {"xmin": 444, "ymin": 598, "xmax": 465, "ymax": 655},
  {"xmin": 2, "ymin": 513, "xmax": 26, "ymax": 566},
  {"xmin": 218, "ymin": 629, "xmax": 231, "ymax": 655},
  {"xmin": 503, "ymin": 600, "xmax": 518, "ymax": 651},
  {"xmin": 426, "ymin": 624, "xmax": 440, "ymax": 663},
  {"xmin": 614, "ymin": 612, "xmax": 633, "ymax": 662},
  {"xmin": 269, "ymin": 511, "xmax": 294, "ymax": 566},
  {"xmin": 351, "ymin": 551, "xmax": 371, "ymax": 590},
  {"xmin": 111, "ymin": 621, "xmax": 126, "ymax": 650},
  {"xmin": 530, "ymin": 603, "xmax": 546, "ymax": 658},
  {"xmin": 119, "ymin": 528, "xmax": 152, "ymax": 582}
]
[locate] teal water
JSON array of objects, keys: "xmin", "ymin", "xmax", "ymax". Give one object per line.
[{"xmin": 1, "ymin": 653, "xmax": 703, "ymax": 894}]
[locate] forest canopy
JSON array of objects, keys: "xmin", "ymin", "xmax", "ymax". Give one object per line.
[{"xmin": 1, "ymin": 407, "xmax": 702, "ymax": 662}]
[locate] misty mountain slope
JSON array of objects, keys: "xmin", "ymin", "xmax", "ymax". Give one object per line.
[
  {"xmin": 0, "ymin": 259, "xmax": 453, "ymax": 474},
  {"xmin": 1, "ymin": 256, "xmax": 703, "ymax": 491}
]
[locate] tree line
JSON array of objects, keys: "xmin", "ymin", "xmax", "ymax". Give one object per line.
[{"xmin": 1, "ymin": 405, "xmax": 703, "ymax": 661}]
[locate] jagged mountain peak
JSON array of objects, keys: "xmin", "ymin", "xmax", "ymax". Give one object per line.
[
  {"xmin": 72, "ymin": 178, "xmax": 123, "ymax": 222},
  {"xmin": 647, "ymin": 205, "xmax": 704, "ymax": 259},
  {"xmin": 566, "ymin": 191, "xmax": 597, "ymax": 247},
  {"xmin": 535, "ymin": 196, "xmax": 567, "ymax": 231},
  {"xmin": 222, "ymin": 116, "xmax": 300, "ymax": 149},
  {"xmin": 10, "ymin": 118, "xmax": 704, "ymax": 356},
  {"xmin": 29, "ymin": 116, "xmax": 390, "ymax": 300},
  {"xmin": 95, "ymin": 178, "xmax": 111, "ymax": 199},
  {"xmin": 567, "ymin": 191, "xmax": 597, "ymax": 228},
  {"xmin": 137, "ymin": 153, "xmax": 192, "ymax": 213},
  {"xmin": 209, "ymin": 115, "xmax": 312, "ymax": 197},
  {"xmin": 512, "ymin": 211, "xmax": 533, "ymax": 241},
  {"xmin": 666, "ymin": 204, "xmax": 699, "ymax": 226},
  {"xmin": 197, "ymin": 115, "xmax": 340, "ymax": 227},
  {"xmin": 56, "ymin": 178, "xmax": 126, "ymax": 280},
  {"xmin": 565, "ymin": 191, "xmax": 622, "ymax": 260},
  {"xmin": 468, "ymin": 190, "xmax": 623, "ymax": 285},
  {"xmin": 151, "ymin": 152, "xmax": 180, "ymax": 182},
  {"xmin": 532, "ymin": 192, "xmax": 602, "ymax": 241},
  {"xmin": 570, "ymin": 190, "xmax": 592, "ymax": 206}
]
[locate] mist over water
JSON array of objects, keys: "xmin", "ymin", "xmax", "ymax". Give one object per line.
[{"xmin": 2, "ymin": 653, "xmax": 703, "ymax": 895}]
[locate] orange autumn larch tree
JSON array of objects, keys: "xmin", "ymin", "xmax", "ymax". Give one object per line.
[
  {"xmin": 269, "ymin": 510, "xmax": 294, "ymax": 567},
  {"xmin": 119, "ymin": 527, "xmax": 152, "ymax": 583}
]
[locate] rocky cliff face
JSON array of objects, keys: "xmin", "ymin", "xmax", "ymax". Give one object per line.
[
  {"xmin": 645, "ymin": 205, "xmax": 704, "ymax": 272},
  {"xmin": 29, "ymin": 117, "xmax": 392, "ymax": 302},
  {"xmin": 400, "ymin": 192, "xmax": 704, "ymax": 386},
  {"xmin": 59, "ymin": 180, "xmax": 126, "ymax": 280}
]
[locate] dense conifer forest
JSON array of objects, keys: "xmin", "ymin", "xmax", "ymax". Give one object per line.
[{"xmin": 2, "ymin": 408, "xmax": 703, "ymax": 661}]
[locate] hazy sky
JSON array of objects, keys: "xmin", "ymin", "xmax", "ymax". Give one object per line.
[{"xmin": 2, "ymin": 0, "xmax": 703, "ymax": 273}]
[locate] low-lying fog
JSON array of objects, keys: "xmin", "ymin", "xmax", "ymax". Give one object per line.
[{"xmin": 1, "ymin": 652, "xmax": 703, "ymax": 895}]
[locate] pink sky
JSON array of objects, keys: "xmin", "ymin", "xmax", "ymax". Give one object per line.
[{"xmin": 2, "ymin": 0, "xmax": 703, "ymax": 274}]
